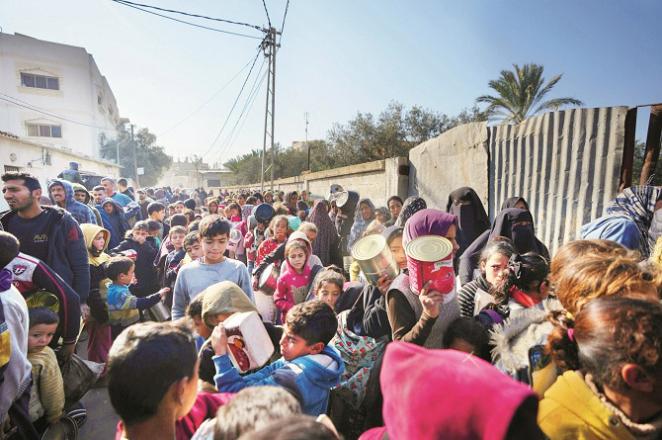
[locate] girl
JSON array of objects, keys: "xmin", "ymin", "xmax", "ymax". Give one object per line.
[
  {"xmin": 227, "ymin": 203, "xmax": 242, "ymax": 223},
  {"xmin": 541, "ymin": 296, "xmax": 662, "ymax": 439},
  {"xmin": 457, "ymin": 240, "xmax": 515, "ymax": 318},
  {"xmin": 255, "ymin": 215, "xmax": 289, "ymax": 267},
  {"xmin": 80, "ymin": 223, "xmax": 112, "ymax": 365},
  {"xmin": 206, "ymin": 199, "xmax": 219, "ymax": 215},
  {"xmin": 348, "ymin": 199, "xmax": 375, "ymax": 251},
  {"xmin": 274, "ymin": 240, "xmax": 320, "ymax": 321},
  {"xmin": 386, "ymin": 208, "xmax": 461, "ymax": 348}
]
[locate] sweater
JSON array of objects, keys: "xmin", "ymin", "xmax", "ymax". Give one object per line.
[
  {"xmin": 457, "ymin": 274, "xmax": 491, "ymax": 318},
  {"xmin": 28, "ymin": 346, "xmax": 64, "ymax": 422},
  {"xmin": 106, "ymin": 283, "xmax": 161, "ymax": 327},
  {"xmin": 172, "ymin": 258, "xmax": 254, "ymax": 320},
  {"xmin": 274, "ymin": 261, "xmax": 315, "ymax": 321},
  {"xmin": 213, "ymin": 345, "xmax": 344, "ymax": 416}
]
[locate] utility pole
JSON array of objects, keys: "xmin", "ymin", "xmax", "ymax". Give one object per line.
[
  {"xmin": 305, "ymin": 112, "xmax": 310, "ymax": 171},
  {"xmin": 130, "ymin": 123, "xmax": 139, "ymax": 188},
  {"xmin": 260, "ymin": 27, "xmax": 279, "ymax": 192}
]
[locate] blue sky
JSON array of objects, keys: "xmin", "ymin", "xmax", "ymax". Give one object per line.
[{"xmin": 2, "ymin": 1, "xmax": 660, "ymax": 164}]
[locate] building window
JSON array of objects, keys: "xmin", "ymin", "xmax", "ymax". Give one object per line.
[
  {"xmin": 20, "ymin": 72, "xmax": 60, "ymax": 90},
  {"xmin": 207, "ymin": 179, "xmax": 221, "ymax": 187},
  {"xmin": 26, "ymin": 123, "xmax": 62, "ymax": 138}
]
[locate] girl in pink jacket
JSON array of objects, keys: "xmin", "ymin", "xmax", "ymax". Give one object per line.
[{"xmin": 274, "ymin": 239, "xmax": 316, "ymax": 322}]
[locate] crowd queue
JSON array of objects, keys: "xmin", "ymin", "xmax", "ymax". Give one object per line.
[{"xmin": 0, "ymin": 169, "xmax": 661, "ymax": 440}]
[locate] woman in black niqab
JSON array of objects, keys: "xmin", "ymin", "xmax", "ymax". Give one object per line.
[{"xmin": 446, "ymin": 187, "xmax": 490, "ymax": 258}]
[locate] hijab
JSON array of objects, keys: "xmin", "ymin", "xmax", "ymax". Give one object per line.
[
  {"xmin": 489, "ymin": 208, "xmax": 549, "ymax": 258},
  {"xmin": 348, "ymin": 198, "xmax": 376, "ymax": 249},
  {"xmin": 201, "ymin": 281, "xmax": 257, "ymax": 327},
  {"xmin": 501, "ymin": 196, "xmax": 530, "ymax": 211},
  {"xmin": 395, "ymin": 196, "xmax": 427, "ymax": 227},
  {"xmin": 361, "ymin": 342, "xmax": 539, "ymax": 440},
  {"xmin": 310, "ymin": 200, "xmax": 339, "ymax": 267},
  {"xmin": 446, "ymin": 187, "xmax": 490, "ymax": 257},
  {"xmin": 403, "ymin": 208, "xmax": 457, "ymax": 246},
  {"xmin": 606, "ymin": 186, "xmax": 661, "ymax": 256}
]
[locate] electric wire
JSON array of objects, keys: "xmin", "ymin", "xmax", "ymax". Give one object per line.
[
  {"xmin": 158, "ymin": 50, "xmax": 260, "ymax": 137},
  {"xmin": 279, "ymin": 0, "xmax": 290, "ymax": 40},
  {"xmin": 261, "ymin": 0, "xmax": 272, "ymax": 27},
  {"xmin": 110, "ymin": 0, "xmax": 264, "ymax": 39}
]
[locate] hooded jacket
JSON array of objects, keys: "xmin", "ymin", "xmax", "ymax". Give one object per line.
[
  {"xmin": 1, "ymin": 206, "xmax": 90, "ymax": 303},
  {"xmin": 214, "ymin": 345, "xmax": 344, "ymax": 416},
  {"xmin": 81, "ymin": 223, "xmax": 111, "ymax": 323},
  {"xmin": 110, "ymin": 233, "xmax": 159, "ymax": 297},
  {"xmin": 538, "ymin": 371, "xmax": 637, "ymax": 440},
  {"xmin": 99, "ymin": 198, "xmax": 129, "ymax": 250},
  {"xmin": 48, "ymin": 179, "xmax": 97, "ymax": 225},
  {"xmin": 72, "ymin": 183, "xmax": 103, "ymax": 226},
  {"xmin": 360, "ymin": 342, "xmax": 539, "ymax": 440}
]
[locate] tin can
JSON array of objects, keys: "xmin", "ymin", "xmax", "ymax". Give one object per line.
[
  {"xmin": 351, "ymin": 234, "xmax": 399, "ymax": 285},
  {"xmin": 148, "ymin": 301, "xmax": 171, "ymax": 322},
  {"xmin": 258, "ymin": 263, "xmax": 279, "ymax": 295},
  {"xmin": 405, "ymin": 236, "xmax": 455, "ymax": 296}
]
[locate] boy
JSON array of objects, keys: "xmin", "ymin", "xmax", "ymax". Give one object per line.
[
  {"xmin": 110, "ymin": 220, "xmax": 159, "ymax": 297},
  {"xmin": 0, "ymin": 232, "xmax": 39, "ymax": 439},
  {"xmin": 172, "ymin": 216, "xmax": 253, "ymax": 319},
  {"xmin": 107, "ymin": 321, "xmax": 199, "ymax": 440},
  {"xmin": 183, "ymin": 232, "xmax": 203, "ymax": 262},
  {"xmin": 147, "ymin": 201, "xmax": 169, "ymax": 237},
  {"xmin": 27, "ymin": 308, "xmax": 64, "ymax": 430},
  {"xmin": 146, "ymin": 220, "xmax": 163, "ymax": 249},
  {"xmin": 163, "ymin": 226, "xmax": 187, "ymax": 308},
  {"xmin": 105, "ymin": 256, "xmax": 169, "ymax": 339},
  {"xmin": 211, "ymin": 300, "xmax": 344, "ymax": 415}
]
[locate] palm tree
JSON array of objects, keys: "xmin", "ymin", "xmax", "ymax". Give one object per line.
[{"xmin": 476, "ymin": 63, "xmax": 583, "ymax": 124}]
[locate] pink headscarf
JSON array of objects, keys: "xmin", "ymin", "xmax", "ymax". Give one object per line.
[
  {"xmin": 360, "ymin": 342, "xmax": 538, "ymax": 440},
  {"xmin": 403, "ymin": 208, "xmax": 457, "ymax": 245}
]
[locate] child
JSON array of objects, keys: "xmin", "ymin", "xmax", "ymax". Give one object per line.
[
  {"xmin": 105, "ymin": 256, "xmax": 170, "ymax": 339},
  {"xmin": 312, "ymin": 270, "xmax": 345, "ymax": 311},
  {"xmin": 163, "ymin": 226, "xmax": 187, "ymax": 308},
  {"xmin": 172, "ymin": 216, "xmax": 254, "ymax": 320},
  {"xmin": 146, "ymin": 220, "xmax": 163, "ymax": 249},
  {"xmin": 80, "ymin": 223, "xmax": 112, "ymax": 365},
  {"xmin": 255, "ymin": 215, "xmax": 289, "ymax": 267},
  {"xmin": 111, "ymin": 220, "xmax": 159, "ymax": 298},
  {"xmin": 181, "ymin": 231, "xmax": 203, "ymax": 265},
  {"xmin": 274, "ymin": 240, "xmax": 321, "ymax": 321},
  {"xmin": 107, "ymin": 321, "xmax": 199, "ymax": 440},
  {"xmin": 441, "ymin": 317, "xmax": 491, "ymax": 361},
  {"xmin": 0, "ymin": 232, "xmax": 39, "ymax": 440},
  {"xmin": 212, "ymin": 300, "xmax": 344, "ymax": 416},
  {"xmin": 27, "ymin": 308, "xmax": 64, "ymax": 430}
]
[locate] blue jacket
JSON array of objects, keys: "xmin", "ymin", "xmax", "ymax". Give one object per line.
[
  {"xmin": 1, "ymin": 206, "xmax": 90, "ymax": 302},
  {"xmin": 580, "ymin": 214, "xmax": 641, "ymax": 251},
  {"xmin": 48, "ymin": 179, "xmax": 97, "ymax": 225},
  {"xmin": 214, "ymin": 345, "xmax": 344, "ymax": 415}
]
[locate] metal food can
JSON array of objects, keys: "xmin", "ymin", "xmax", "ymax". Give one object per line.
[
  {"xmin": 405, "ymin": 235, "xmax": 455, "ymax": 296},
  {"xmin": 351, "ymin": 234, "xmax": 399, "ymax": 285}
]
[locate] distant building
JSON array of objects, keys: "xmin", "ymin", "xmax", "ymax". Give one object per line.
[
  {"xmin": 0, "ymin": 32, "xmax": 120, "ymax": 161},
  {"xmin": 157, "ymin": 158, "xmax": 233, "ymax": 189}
]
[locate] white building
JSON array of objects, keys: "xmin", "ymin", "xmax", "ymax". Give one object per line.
[{"xmin": 0, "ymin": 32, "xmax": 120, "ymax": 161}]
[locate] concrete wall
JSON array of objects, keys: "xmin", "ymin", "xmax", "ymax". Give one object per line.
[
  {"xmin": 0, "ymin": 32, "xmax": 119, "ymax": 159},
  {"xmin": 408, "ymin": 121, "xmax": 489, "ymax": 210},
  {"xmin": 222, "ymin": 156, "xmax": 409, "ymax": 207}
]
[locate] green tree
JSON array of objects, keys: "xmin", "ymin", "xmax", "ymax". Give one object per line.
[
  {"xmin": 100, "ymin": 124, "xmax": 172, "ymax": 187},
  {"xmin": 476, "ymin": 63, "xmax": 583, "ymax": 124}
]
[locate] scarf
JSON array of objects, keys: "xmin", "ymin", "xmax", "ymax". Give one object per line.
[
  {"xmin": 447, "ymin": 187, "xmax": 490, "ymax": 257},
  {"xmin": 403, "ymin": 208, "xmax": 457, "ymax": 245},
  {"xmin": 606, "ymin": 186, "xmax": 661, "ymax": 257},
  {"xmin": 310, "ymin": 201, "xmax": 339, "ymax": 267},
  {"xmin": 348, "ymin": 198, "xmax": 375, "ymax": 250},
  {"xmin": 395, "ymin": 196, "xmax": 427, "ymax": 227}
]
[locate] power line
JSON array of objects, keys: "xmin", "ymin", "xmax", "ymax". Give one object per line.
[
  {"xmin": 111, "ymin": 0, "xmax": 264, "ymax": 32},
  {"xmin": 158, "ymin": 51, "xmax": 260, "ymax": 137},
  {"xmin": 110, "ymin": 0, "xmax": 264, "ymax": 39},
  {"xmin": 0, "ymin": 94, "xmax": 110, "ymax": 130},
  {"xmin": 261, "ymin": 0, "xmax": 272, "ymax": 27},
  {"xmin": 201, "ymin": 49, "xmax": 263, "ymax": 158},
  {"xmin": 280, "ymin": 0, "xmax": 290, "ymax": 40},
  {"xmin": 212, "ymin": 61, "xmax": 268, "ymax": 164}
]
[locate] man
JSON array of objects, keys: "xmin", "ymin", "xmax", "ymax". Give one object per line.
[
  {"xmin": 101, "ymin": 177, "xmax": 133, "ymax": 207},
  {"xmin": 137, "ymin": 189, "xmax": 154, "ymax": 220},
  {"xmin": 73, "ymin": 183, "xmax": 103, "ymax": 226},
  {"xmin": 1, "ymin": 173, "xmax": 89, "ymax": 356},
  {"xmin": 58, "ymin": 161, "xmax": 84, "ymax": 185},
  {"xmin": 48, "ymin": 178, "xmax": 98, "ymax": 225},
  {"xmin": 118, "ymin": 178, "xmax": 135, "ymax": 200},
  {"xmin": 92, "ymin": 185, "xmax": 107, "ymax": 205}
]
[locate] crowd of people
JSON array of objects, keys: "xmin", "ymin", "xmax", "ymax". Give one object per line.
[{"xmin": 0, "ymin": 170, "xmax": 661, "ymax": 440}]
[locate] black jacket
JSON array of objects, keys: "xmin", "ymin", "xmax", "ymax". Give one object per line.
[{"xmin": 110, "ymin": 237, "xmax": 159, "ymax": 297}]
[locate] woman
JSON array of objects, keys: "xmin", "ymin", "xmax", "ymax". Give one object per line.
[
  {"xmin": 540, "ymin": 296, "xmax": 662, "ymax": 440},
  {"xmin": 394, "ymin": 196, "xmax": 426, "ymax": 227},
  {"xmin": 386, "ymin": 209, "xmax": 461, "ymax": 348},
  {"xmin": 502, "ymin": 196, "xmax": 530, "ymax": 211},
  {"xmin": 446, "ymin": 187, "xmax": 490, "ymax": 259},
  {"xmin": 309, "ymin": 200, "xmax": 342, "ymax": 267},
  {"xmin": 386, "ymin": 196, "xmax": 403, "ymax": 224},
  {"xmin": 348, "ymin": 199, "xmax": 376, "ymax": 252},
  {"xmin": 459, "ymin": 208, "xmax": 549, "ymax": 286}
]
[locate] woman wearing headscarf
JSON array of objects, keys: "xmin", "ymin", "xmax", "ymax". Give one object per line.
[
  {"xmin": 501, "ymin": 196, "xmax": 530, "ymax": 211},
  {"xmin": 348, "ymin": 199, "xmax": 376, "ymax": 252},
  {"xmin": 394, "ymin": 196, "xmax": 426, "ymax": 228},
  {"xmin": 458, "ymin": 208, "xmax": 549, "ymax": 286},
  {"xmin": 581, "ymin": 185, "xmax": 661, "ymax": 258},
  {"xmin": 386, "ymin": 209, "xmax": 461, "ymax": 349},
  {"xmin": 446, "ymin": 187, "xmax": 490, "ymax": 259},
  {"xmin": 309, "ymin": 200, "xmax": 342, "ymax": 267}
]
